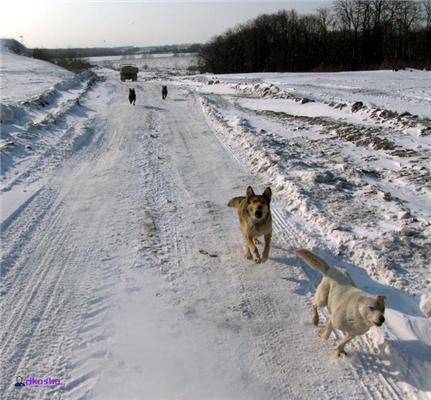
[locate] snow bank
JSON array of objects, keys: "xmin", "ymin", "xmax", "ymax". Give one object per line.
[
  {"xmin": 214, "ymin": 69, "xmax": 431, "ymax": 118},
  {"xmin": 199, "ymin": 92, "xmax": 430, "ymax": 316},
  {"xmin": 0, "ymin": 46, "xmax": 74, "ymax": 104},
  {"xmin": 1, "ymin": 70, "xmax": 99, "ymax": 126},
  {"xmin": 1, "ymin": 50, "xmax": 104, "ymax": 216},
  {"xmin": 0, "ymin": 103, "xmax": 24, "ymax": 124},
  {"xmin": 233, "ymin": 81, "xmax": 430, "ymax": 133}
]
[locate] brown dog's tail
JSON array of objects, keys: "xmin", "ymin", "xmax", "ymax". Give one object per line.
[
  {"xmin": 228, "ymin": 196, "xmax": 245, "ymax": 208},
  {"xmin": 295, "ymin": 249, "xmax": 330, "ymax": 275}
]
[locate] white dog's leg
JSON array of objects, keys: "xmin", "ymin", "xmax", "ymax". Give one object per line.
[
  {"xmin": 318, "ymin": 319, "xmax": 333, "ymax": 340},
  {"xmin": 314, "ymin": 280, "xmax": 329, "ymax": 307},
  {"xmin": 336, "ymin": 334, "xmax": 353, "ymax": 357}
]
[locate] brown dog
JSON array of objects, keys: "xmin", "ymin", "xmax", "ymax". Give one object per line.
[{"xmin": 228, "ymin": 186, "xmax": 272, "ymax": 263}]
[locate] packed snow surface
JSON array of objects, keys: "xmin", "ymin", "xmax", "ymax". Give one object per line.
[{"xmin": 1, "ymin": 48, "xmax": 430, "ymax": 400}]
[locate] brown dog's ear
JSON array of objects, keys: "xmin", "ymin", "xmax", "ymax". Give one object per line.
[
  {"xmin": 246, "ymin": 186, "xmax": 255, "ymax": 198},
  {"xmin": 263, "ymin": 187, "xmax": 272, "ymax": 202},
  {"xmin": 377, "ymin": 295, "xmax": 386, "ymax": 305}
]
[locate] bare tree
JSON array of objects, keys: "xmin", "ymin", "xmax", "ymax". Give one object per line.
[
  {"xmin": 422, "ymin": 0, "xmax": 431, "ymax": 27},
  {"xmin": 198, "ymin": 0, "xmax": 429, "ymax": 73}
]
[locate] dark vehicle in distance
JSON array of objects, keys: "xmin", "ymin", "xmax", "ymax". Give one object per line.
[{"xmin": 120, "ymin": 65, "xmax": 138, "ymax": 82}]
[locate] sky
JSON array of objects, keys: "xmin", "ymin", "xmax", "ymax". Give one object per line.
[{"xmin": 0, "ymin": 1, "xmax": 331, "ymax": 48}]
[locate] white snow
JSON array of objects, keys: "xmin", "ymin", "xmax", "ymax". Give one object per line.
[
  {"xmin": 1, "ymin": 48, "xmax": 430, "ymax": 400},
  {"xmin": 215, "ymin": 70, "xmax": 431, "ymax": 118},
  {"xmin": 1, "ymin": 47, "xmax": 102, "ymax": 225},
  {"xmin": 0, "ymin": 48, "xmax": 74, "ymax": 104}
]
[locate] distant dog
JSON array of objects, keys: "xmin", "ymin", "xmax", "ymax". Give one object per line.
[
  {"xmin": 129, "ymin": 88, "xmax": 136, "ymax": 105},
  {"xmin": 296, "ymin": 249, "xmax": 386, "ymax": 357},
  {"xmin": 228, "ymin": 186, "xmax": 272, "ymax": 264},
  {"xmin": 162, "ymin": 85, "xmax": 168, "ymax": 100}
]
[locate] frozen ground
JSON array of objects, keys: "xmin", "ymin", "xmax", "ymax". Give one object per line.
[{"xmin": 1, "ymin": 49, "xmax": 430, "ymax": 400}]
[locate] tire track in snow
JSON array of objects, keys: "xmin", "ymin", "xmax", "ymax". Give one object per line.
[
  {"xmin": 0, "ymin": 83, "xmax": 130, "ymax": 400},
  {"xmin": 122, "ymin": 84, "xmax": 377, "ymax": 399}
]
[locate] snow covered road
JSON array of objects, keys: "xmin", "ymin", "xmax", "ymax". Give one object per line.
[{"xmin": 1, "ymin": 67, "xmax": 430, "ymax": 399}]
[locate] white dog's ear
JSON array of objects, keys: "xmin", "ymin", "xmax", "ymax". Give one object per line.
[
  {"xmin": 246, "ymin": 186, "xmax": 255, "ymax": 198},
  {"xmin": 377, "ymin": 295, "xmax": 386, "ymax": 305}
]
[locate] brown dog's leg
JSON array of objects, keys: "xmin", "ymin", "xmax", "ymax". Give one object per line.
[
  {"xmin": 336, "ymin": 334, "xmax": 353, "ymax": 357},
  {"xmin": 244, "ymin": 246, "xmax": 253, "ymax": 260},
  {"xmin": 245, "ymin": 235, "xmax": 260, "ymax": 263},
  {"xmin": 261, "ymin": 233, "xmax": 271, "ymax": 263},
  {"xmin": 253, "ymin": 238, "xmax": 260, "ymax": 245}
]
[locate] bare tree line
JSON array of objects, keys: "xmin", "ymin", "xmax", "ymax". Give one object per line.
[{"xmin": 198, "ymin": 0, "xmax": 431, "ymax": 73}]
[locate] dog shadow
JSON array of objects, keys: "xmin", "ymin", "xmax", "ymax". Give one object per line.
[
  {"xmin": 275, "ymin": 244, "xmax": 425, "ymax": 319},
  {"xmin": 349, "ymin": 339, "xmax": 431, "ymax": 393},
  {"xmin": 74, "ymin": 104, "xmax": 96, "ymax": 116},
  {"xmin": 281, "ymin": 277, "xmax": 314, "ymax": 296},
  {"xmin": 270, "ymin": 245, "xmax": 320, "ymax": 296},
  {"xmin": 271, "ymin": 244, "xmax": 321, "ymax": 280},
  {"xmin": 137, "ymin": 105, "xmax": 166, "ymax": 112},
  {"xmin": 331, "ymin": 254, "xmax": 425, "ymax": 319}
]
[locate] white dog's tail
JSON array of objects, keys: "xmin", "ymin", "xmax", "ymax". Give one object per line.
[{"xmin": 295, "ymin": 249, "xmax": 330, "ymax": 275}]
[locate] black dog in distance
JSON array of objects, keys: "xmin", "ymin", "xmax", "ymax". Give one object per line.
[
  {"xmin": 162, "ymin": 85, "xmax": 168, "ymax": 100},
  {"xmin": 129, "ymin": 88, "xmax": 136, "ymax": 105}
]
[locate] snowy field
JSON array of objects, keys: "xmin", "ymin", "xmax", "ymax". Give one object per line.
[
  {"xmin": 1, "ymin": 48, "xmax": 430, "ymax": 400},
  {"xmin": 88, "ymin": 52, "xmax": 198, "ymax": 75}
]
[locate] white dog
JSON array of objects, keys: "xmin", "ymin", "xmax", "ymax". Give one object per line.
[{"xmin": 296, "ymin": 249, "xmax": 386, "ymax": 356}]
